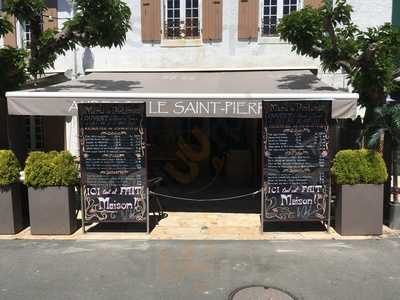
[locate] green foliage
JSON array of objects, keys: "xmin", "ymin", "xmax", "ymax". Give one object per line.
[
  {"xmin": 0, "ymin": 16, "xmax": 13, "ymax": 37},
  {"xmin": 3, "ymin": 0, "xmax": 46, "ymax": 22},
  {"xmin": 278, "ymin": 7, "xmax": 325, "ymax": 59},
  {"xmin": 0, "ymin": 48, "xmax": 29, "ymax": 98},
  {"xmin": 331, "ymin": 149, "xmax": 388, "ymax": 185},
  {"xmin": 367, "ymin": 104, "xmax": 400, "ymax": 150},
  {"xmin": 0, "ymin": 150, "xmax": 21, "ymax": 187},
  {"xmin": 65, "ymin": 0, "xmax": 132, "ymax": 48},
  {"xmin": 278, "ymin": 0, "xmax": 400, "ymax": 113},
  {"xmin": 2, "ymin": 0, "xmax": 131, "ymax": 76},
  {"xmin": 24, "ymin": 151, "xmax": 79, "ymax": 188}
]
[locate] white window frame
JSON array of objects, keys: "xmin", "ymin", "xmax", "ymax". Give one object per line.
[
  {"xmin": 258, "ymin": 0, "xmax": 303, "ymax": 44},
  {"xmin": 20, "ymin": 18, "xmax": 43, "ymax": 49},
  {"xmin": 161, "ymin": 0, "xmax": 203, "ymax": 47},
  {"xmin": 22, "ymin": 21, "xmax": 31, "ymax": 49}
]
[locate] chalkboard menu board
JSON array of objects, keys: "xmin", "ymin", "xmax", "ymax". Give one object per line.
[
  {"xmin": 78, "ymin": 103, "xmax": 147, "ymax": 223},
  {"xmin": 263, "ymin": 101, "xmax": 330, "ymax": 222}
]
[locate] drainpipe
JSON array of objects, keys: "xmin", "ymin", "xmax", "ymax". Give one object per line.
[{"xmin": 71, "ymin": 1, "xmax": 78, "ymax": 79}]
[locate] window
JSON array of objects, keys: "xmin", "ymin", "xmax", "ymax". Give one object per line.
[
  {"xmin": 283, "ymin": 0, "xmax": 298, "ymax": 15},
  {"xmin": 261, "ymin": 0, "xmax": 299, "ymax": 37},
  {"xmin": 26, "ymin": 116, "xmax": 44, "ymax": 151},
  {"xmin": 23, "ymin": 21, "xmax": 31, "ymax": 48},
  {"xmin": 163, "ymin": 0, "xmax": 200, "ymax": 39},
  {"xmin": 22, "ymin": 18, "xmax": 43, "ymax": 49}
]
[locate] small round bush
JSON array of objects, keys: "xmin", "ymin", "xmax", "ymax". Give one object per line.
[
  {"xmin": 0, "ymin": 150, "xmax": 21, "ymax": 187},
  {"xmin": 24, "ymin": 151, "xmax": 79, "ymax": 188},
  {"xmin": 331, "ymin": 149, "xmax": 388, "ymax": 185}
]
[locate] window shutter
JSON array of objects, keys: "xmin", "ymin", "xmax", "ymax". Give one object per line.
[
  {"xmin": 141, "ymin": 0, "xmax": 161, "ymax": 42},
  {"xmin": 238, "ymin": 0, "xmax": 259, "ymax": 40},
  {"xmin": 43, "ymin": 0, "xmax": 58, "ymax": 31},
  {"xmin": 3, "ymin": 14, "xmax": 17, "ymax": 47},
  {"xmin": 202, "ymin": 0, "xmax": 223, "ymax": 42},
  {"xmin": 393, "ymin": 0, "xmax": 400, "ymax": 27},
  {"xmin": 304, "ymin": 0, "xmax": 325, "ymax": 8}
]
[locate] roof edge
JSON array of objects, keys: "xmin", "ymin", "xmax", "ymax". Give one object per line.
[
  {"xmin": 6, "ymin": 91, "xmax": 359, "ymax": 100},
  {"xmin": 84, "ymin": 66, "xmax": 319, "ymax": 74}
]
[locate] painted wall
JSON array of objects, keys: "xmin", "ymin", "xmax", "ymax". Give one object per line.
[
  {"xmin": 53, "ymin": 0, "xmax": 317, "ymax": 74},
  {"xmin": 2, "ymin": 1, "xmax": 395, "ymax": 73},
  {"xmin": 345, "ymin": 0, "xmax": 393, "ymax": 29}
]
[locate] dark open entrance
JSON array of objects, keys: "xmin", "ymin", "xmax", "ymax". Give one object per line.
[{"xmin": 147, "ymin": 118, "xmax": 262, "ymax": 213}]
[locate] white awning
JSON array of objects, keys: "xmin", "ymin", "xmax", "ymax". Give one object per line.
[{"xmin": 6, "ymin": 70, "xmax": 358, "ymax": 119}]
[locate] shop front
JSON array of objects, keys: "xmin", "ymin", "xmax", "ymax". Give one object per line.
[{"xmin": 6, "ymin": 70, "xmax": 358, "ymax": 233}]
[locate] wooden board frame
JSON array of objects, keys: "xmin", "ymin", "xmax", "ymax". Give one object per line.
[
  {"xmin": 78, "ymin": 103, "xmax": 148, "ymax": 232},
  {"xmin": 261, "ymin": 100, "xmax": 332, "ymax": 232}
]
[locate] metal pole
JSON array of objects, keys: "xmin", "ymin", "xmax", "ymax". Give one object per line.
[
  {"xmin": 260, "ymin": 186, "xmax": 264, "ymax": 234},
  {"xmin": 327, "ymin": 173, "xmax": 332, "ymax": 233},
  {"xmin": 77, "ymin": 109, "xmax": 86, "ymax": 234},
  {"xmin": 146, "ymin": 187, "xmax": 150, "ymax": 234},
  {"xmin": 80, "ymin": 186, "xmax": 86, "ymax": 234},
  {"xmin": 261, "ymin": 101, "xmax": 265, "ymax": 234},
  {"xmin": 327, "ymin": 118, "xmax": 332, "ymax": 234}
]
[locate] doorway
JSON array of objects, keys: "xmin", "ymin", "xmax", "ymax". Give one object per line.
[{"xmin": 147, "ymin": 118, "xmax": 262, "ymax": 213}]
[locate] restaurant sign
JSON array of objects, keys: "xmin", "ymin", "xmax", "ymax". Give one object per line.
[
  {"xmin": 262, "ymin": 101, "xmax": 331, "ymax": 222},
  {"xmin": 78, "ymin": 103, "xmax": 147, "ymax": 223},
  {"xmin": 146, "ymin": 100, "xmax": 262, "ymax": 118}
]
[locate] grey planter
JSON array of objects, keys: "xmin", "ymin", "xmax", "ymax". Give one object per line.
[
  {"xmin": 0, "ymin": 184, "xmax": 28, "ymax": 234},
  {"xmin": 336, "ymin": 184, "xmax": 383, "ymax": 236},
  {"xmin": 28, "ymin": 186, "xmax": 78, "ymax": 235},
  {"xmin": 387, "ymin": 202, "xmax": 400, "ymax": 230}
]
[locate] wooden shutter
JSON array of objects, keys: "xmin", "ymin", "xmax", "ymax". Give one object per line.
[
  {"xmin": 202, "ymin": 0, "xmax": 223, "ymax": 42},
  {"xmin": 238, "ymin": 0, "xmax": 259, "ymax": 40},
  {"xmin": 304, "ymin": 0, "xmax": 325, "ymax": 8},
  {"xmin": 43, "ymin": 0, "xmax": 58, "ymax": 31},
  {"xmin": 141, "ymin": 0, "xmax": 161, "ymax": 42},
  {"xmin": 3, "ymin": 14, "xmax": 17, "ymax": 47}
]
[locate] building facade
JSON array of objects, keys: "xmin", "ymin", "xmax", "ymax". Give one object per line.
[
  {"xmin": 0, "ymin": 0, "xmax": 396, "ymax": 158},
  {"xmin": 4, "ymin": 0, "xmax": 396, "ymax": 231}
]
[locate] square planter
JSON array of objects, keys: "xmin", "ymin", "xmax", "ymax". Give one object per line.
[
  {"xmin": 28, "ymin": 186, "xmax": 78, "ymax": 235},
  {"xmin": 0, "ymin": 184, "xmax": 28, "ymax": 234},
  {"xmin": 336, "ymin": 184, "xmax": 383, "ymax": 236}
]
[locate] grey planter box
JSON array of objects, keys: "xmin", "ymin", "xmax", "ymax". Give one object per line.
[
  {"xmin": 336, "ymin": 184, "xmax": 383, "ymax": 236},
  {"xmin": 28, "ymin": 186, "xmax": 78, "ymax": 235},
  {"xmin": 0, "ymin": 184, "xmax": 28, "ymax": 234}
]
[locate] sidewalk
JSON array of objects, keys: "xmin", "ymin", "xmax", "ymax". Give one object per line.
[{"xmin": 1, "ymin": 212, "xmax": 399, "ymax": 240}]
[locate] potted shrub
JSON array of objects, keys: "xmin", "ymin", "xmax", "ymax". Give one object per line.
[
  {"xmin": 331, "ymin": 149, "xmax": 388, "ymax": 235},
  {"xmin": 0, "ymin": 150, "xmax": 28, "ymax": 234},
  {"xmin": 24, "ymin": 151, "xmax": 79, "ymax": 235}
]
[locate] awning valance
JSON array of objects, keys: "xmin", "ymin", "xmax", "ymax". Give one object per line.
[{"xmin": 6, "ymin": 70, "xmax": 358, "ymax": 119}]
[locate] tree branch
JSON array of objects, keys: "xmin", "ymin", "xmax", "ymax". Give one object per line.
[{"xmin": 323, "ymin": 14, "xmax": 357, "ymax": 73}]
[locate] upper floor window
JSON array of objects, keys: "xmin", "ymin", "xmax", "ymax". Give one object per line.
[
  {"xmin": 22, "ymin": 18, "xmax": 43, "ymax": 49},
  {"xmin": 163, "ymin": 0, "xmax": 200, "ymax": 39},
  {"xmin": 23, "ymin": 21, "xmax": 32, "ymax": 48},
  {"xmin": 261, "ymin": 0, "xmax": 298, "ymax": 37}
]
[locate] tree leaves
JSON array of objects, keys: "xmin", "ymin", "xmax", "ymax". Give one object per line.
[
  {"xmin": 1, "ymin": 0, "xmax": 131, "ymax": 78},
  {"xmin": 278, "ymin": 0, "xmax": 400, "ymax": 118},
  {"xmin": 0, "ymin": 16, "xmax": 13, "ymax": 37},
  {"xmin": 65, "ymin": 0, "xmax": 131, "ymax": 49},
  {"xmin": 0, "ymin": 48, "xmax": 28, "ymax": 98},
  {"xmin": 366, "ymin": 105, "xmax": 400, "ymax": 149}
]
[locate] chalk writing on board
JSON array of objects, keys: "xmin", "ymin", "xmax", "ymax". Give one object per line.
[
  {"xmin": 263, "ymin": 101, "xmax": 330, "ymax": 222},
  {"xmin": 79, "ymin": 103, "xmax": 147, "ymax": 223}
]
